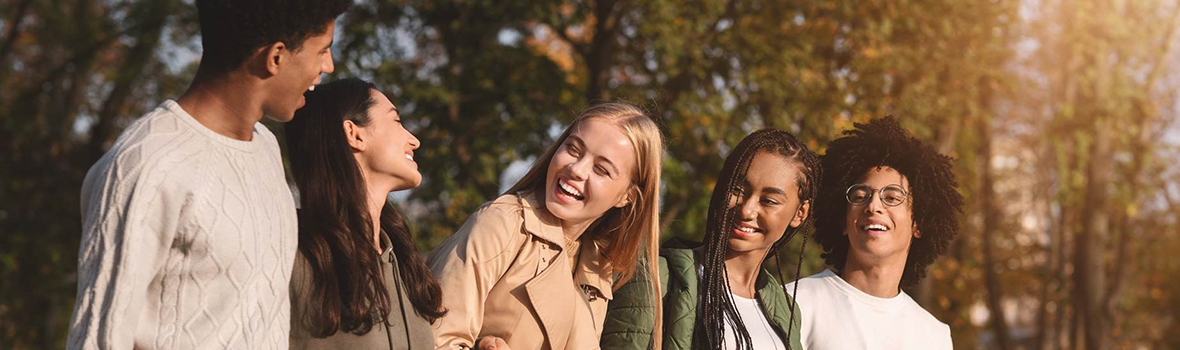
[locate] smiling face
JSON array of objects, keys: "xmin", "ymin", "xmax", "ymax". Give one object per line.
[
  {"xmin": 264, "ymin": 20, "xmax": 336, "ymax": 122},
  {"xmin": 726, "ymin": 152, "xmax": 809, "ymax": 256},
  {"xmin": 543, "ymin": 118, "xmax": 638, "ymax": 227},
  {"xmin": 843, "ymin": 166, "xmax": 917, "ymax": 266},
  {"xmin": 352, "ymin": 89, "xmax": 422, "ymax": 191}
]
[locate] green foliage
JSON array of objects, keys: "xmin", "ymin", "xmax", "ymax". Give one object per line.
[
  {"xmin": 0, "ymin": 0, "xmax": 193, "ymax": 347},
  {"xmin": 2, "ymin": 0, "xmax": 1179, "ymax": 348}
]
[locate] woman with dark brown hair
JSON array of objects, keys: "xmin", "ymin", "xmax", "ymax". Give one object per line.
[
  {"xmin": 286, "ymin": 78, "xmax": 445, "ymax": 349},
  {"xmin": 602, "ymin": 128, "xmax": 819, "ymax": 350}
]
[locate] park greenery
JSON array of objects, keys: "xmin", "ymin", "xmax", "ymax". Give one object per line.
[{"xmin": 2, "ymin": 0, "xmax": 1179, "ymax": 349}]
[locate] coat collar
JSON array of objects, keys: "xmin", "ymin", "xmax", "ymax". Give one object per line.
[
  {"xmin": 516, "ymin": 192, "xmax": 614, "ymax": 300},
  {"xmin": 518, "ymin": 192, "xmax": 565, "ymax": 246},
  {"xmin": 575, "ymin": 239, "xmax": 614, "ymax": 300}
]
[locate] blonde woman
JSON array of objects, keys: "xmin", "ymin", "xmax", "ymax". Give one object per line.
[{"xmin": 428, "ymin": 102, "xmax": 664, "ymax": 350}]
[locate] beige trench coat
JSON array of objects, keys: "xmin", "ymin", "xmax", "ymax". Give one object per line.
[{"xmin": 427, "ymin": 193, "xmax": 614, "ymax": 350}]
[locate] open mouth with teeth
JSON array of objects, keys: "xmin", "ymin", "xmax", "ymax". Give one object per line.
[
  {"xmin": 405, "ymin": 153, "xmax": 414, "ymax": 161},
  {"xmin": 731, "ymin": 221, "xmax": 763, "ymax": 238},
  {"xmin": 557, "ymin": 179, "xmax": 585, "ymax": 201},
  {"xmin": 861, "ymin": 223, "xmax": 889, "ymax": 232}
]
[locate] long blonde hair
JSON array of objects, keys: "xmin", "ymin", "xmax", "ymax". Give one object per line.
[{"xmin": 505, "ymin": 102, "xmax": 664, "ymax": 345}]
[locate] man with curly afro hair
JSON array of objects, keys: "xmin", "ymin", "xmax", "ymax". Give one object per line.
[
  {"xmin": 68, "ymin": 1, "xmax": 352, "ymax": 349},
  {"xmin": 786, "ymin": 117, "xmax": 963, "ymax": 350}
]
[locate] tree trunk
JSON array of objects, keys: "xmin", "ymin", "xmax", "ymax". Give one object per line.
[
  {"xmin": 1075, "ymin": 117, "xmax": 1111, "ymax": 350},
  {"xmin": 584, "ymin": 0, "xmax": 620, "ymax": 103},
  {"xmin": 0, "ymin": 0, "xmax": 34, "ymax": 82},
  {"xmin": 87, "ymin": 1, "xmax": 169, "ymax": 160},
  {"xmin": 976, "ymin": 78, "xmax": 1011, "ymax": 350},
  {"xmin": 1034, "ymin": 138, "xmax": 1061, "ymax": 350},
  {"xmin": 1055, "ymin": 194, "xmax": 1072, "ymax": 350},
  {"xmin": 912, "ymin": 98, "xmax": 962, "ymax": 309}
]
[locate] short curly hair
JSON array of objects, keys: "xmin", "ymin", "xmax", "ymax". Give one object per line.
[
  {"xmin": 813, "ymin": 117, "xmax": 963, "ymax": 289},
  {"xmin": 195, "ymin": 0, "xmax": 352, "ymax": 76}
]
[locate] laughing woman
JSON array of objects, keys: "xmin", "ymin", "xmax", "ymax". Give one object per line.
[
  {"xmin": 286, "ymin": 78, "xmax": 444, "ymax": 349},
  {"xmin": 428, "ymin": 102, "xmax": 665, "ymax": 350},
  {"xmin": 601, "ymin": 129, "xmax": 820, "ymax": 350}
]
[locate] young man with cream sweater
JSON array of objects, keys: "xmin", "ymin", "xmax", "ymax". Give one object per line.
[{"xmin": 67, "ymin": 1, "xmax": 351, "ymax": 349}]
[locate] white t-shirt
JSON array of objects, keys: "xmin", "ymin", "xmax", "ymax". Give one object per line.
[
  {"xmin": 722, "ymin": 293, "xmax": 788, "ymax": 350},
  {"xmin": 785, "ymin": 269, "xmax": 952, "ymax": 350}
]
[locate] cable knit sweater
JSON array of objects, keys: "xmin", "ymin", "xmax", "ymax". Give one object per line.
[{"xmin": 67, "ymin": 100, "xmax": 298, "ymax": 350}]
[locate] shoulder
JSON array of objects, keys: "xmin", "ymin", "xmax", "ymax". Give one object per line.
[
  {"xmin": 900, "ymin": 292, "xmax": 952, "ymax": 334},
  {"xmin": 110, "ymin": 101, "xmax": 203, "ymax": 154},
  {"xmin": 82, "ymin": 104, "xmax": 206, "ymax": 201},
  {"xmin": 428, "ymin": 194, "xmax": 529, "ymax": 264},
  {"xmin": 602, "ymin": 255, "xmax": 664, "ymax": 350},
  {"xmin": 658, "ymin": 247, "xmax": 698, "ymax": 290},
  {"xmin": 91, "ymin": 103, "xmax": 213, "ymax": 180},
  {"xmin": 254, "ymin": 121, "xmax": 278, "ymax": 141},
  {"xmin": 912, "ymin": 303, "xmax": 953, "ymax": 348},
  {"xmin": 612, "ymin": 255, "xmax": 667, "ymax": 300},
  {"xmin": 480, "ymin": 193, "xmax": 529, "ymax": 217},
  {"xmin": 657, "ymin": 238, "xmax": 701, "ymax": 279},
  {"xmin": 659, "ymin": 247, "xmax": 696, "ymax": 269},
  {"xmin": 253, "ymin": 121, "xmax": 282, "ymax": 151},
  {"xmin": 461, "ymin": 194, "xmax": 529, "ymax": 236},
  {"xmin": 786, "ymin": 269, "xmax": 839, "ymax": 295}
]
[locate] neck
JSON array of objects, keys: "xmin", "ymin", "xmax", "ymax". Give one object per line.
[
  {"xmin": 724, "ymin": 249, "xmax": 768, "ymax": 299},
  {"xmin": 176, "ymin": 74, "xmax": 265, "ymax": 141},
  {"xmin": 560, "ymin": 218, "xmax": 594, "ymax": 243},
  {"xmin": 840, "ymin": 254, "xmax": 907, "ymax": 298},
  {"xmin": 364, "ymin": 174, "xmax": 393, "ymax": 253}
]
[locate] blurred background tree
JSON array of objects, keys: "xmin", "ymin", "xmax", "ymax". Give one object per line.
[{"xmin": 2, "ymin": 0, "xmax": 1178, "ymax": 349}]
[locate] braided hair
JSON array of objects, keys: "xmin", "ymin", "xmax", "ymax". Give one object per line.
[
  {"xmin": 693, "ymin": 128, "xmax": 821, "ymax": 350},
  {"xmin": 813, "ymin": 116, "xmax": 963, "ymax": 289}
]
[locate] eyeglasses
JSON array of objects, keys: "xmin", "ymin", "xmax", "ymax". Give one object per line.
[{"xmin": 845, "ymin": 184, "xmax": 909, "ymax": 207}]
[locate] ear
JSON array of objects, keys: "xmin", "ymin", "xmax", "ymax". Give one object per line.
[
  {"xmin": 789, "ymin": 200, "xmax": 811, "ymax": 228},
  {"xmin": 613, "ymin": 185, "xmax": 637, "ymax": 209},
  {"xmin": 262, "ymin": 41, "xmax": 287, "ymax": 77},
  {"xmin": 913, "ymin": 224, "xmax": 922, "ymax": 238},
  {"xmin": 343, "ymin": 120, "xmax": 366, "ymax": 152}
]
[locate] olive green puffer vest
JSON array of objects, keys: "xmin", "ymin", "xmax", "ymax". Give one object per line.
[{"xmin": 600, "ymin": 246, "xmax": 803, "ymax": 350}]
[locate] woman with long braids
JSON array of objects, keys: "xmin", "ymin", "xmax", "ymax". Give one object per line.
[
  {"xmin": 286, "ymin": 78, "xmax": 444, "ymax": 349},
  {"xmin": 602, "ymin": 128, "xmax": 820, "ymax": 350},
  {"xmin": 428, "ymin": 102, "xmax": 665, "ymax": 350}
]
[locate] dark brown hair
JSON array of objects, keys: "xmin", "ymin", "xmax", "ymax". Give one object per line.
[
  {"xmin": 286, "ymin": 78, "xmax": 444, "ymax": 337},
  {"xmin": 694, "ymin": 128, "xmax": 821, "ymax": 350},
  {"xmin": 194, "ymin": 0, "xmax": 352, "ymax": 76},
  {"xmin": 813, "ymin": 116, "xmax": 963, "ymax": 289}
]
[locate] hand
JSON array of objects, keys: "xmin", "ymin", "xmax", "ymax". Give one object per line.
[{"xmin": 476, "ymin": 336, "xmax": 511, "ymax": 350}]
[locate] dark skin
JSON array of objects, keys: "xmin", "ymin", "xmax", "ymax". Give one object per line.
[
  {"xmin": 840, "ymin": 166, "xmax": 919, "ymax": 298},
  {"xmin": 177, "ymin": 20, "xmax": 336, "ymax": 141},
  {"xmin": 720, "ymin": 152, "xmax": 810, "ymax": 298}
]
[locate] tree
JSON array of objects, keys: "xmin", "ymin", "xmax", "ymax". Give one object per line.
[
  {"xmin": 5, "ymin": 0, "xmax": 1180, "ymax": 348},
  {"xmin": 0, "ymin": 0, "xmax": 193, "ymax": 347}
]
